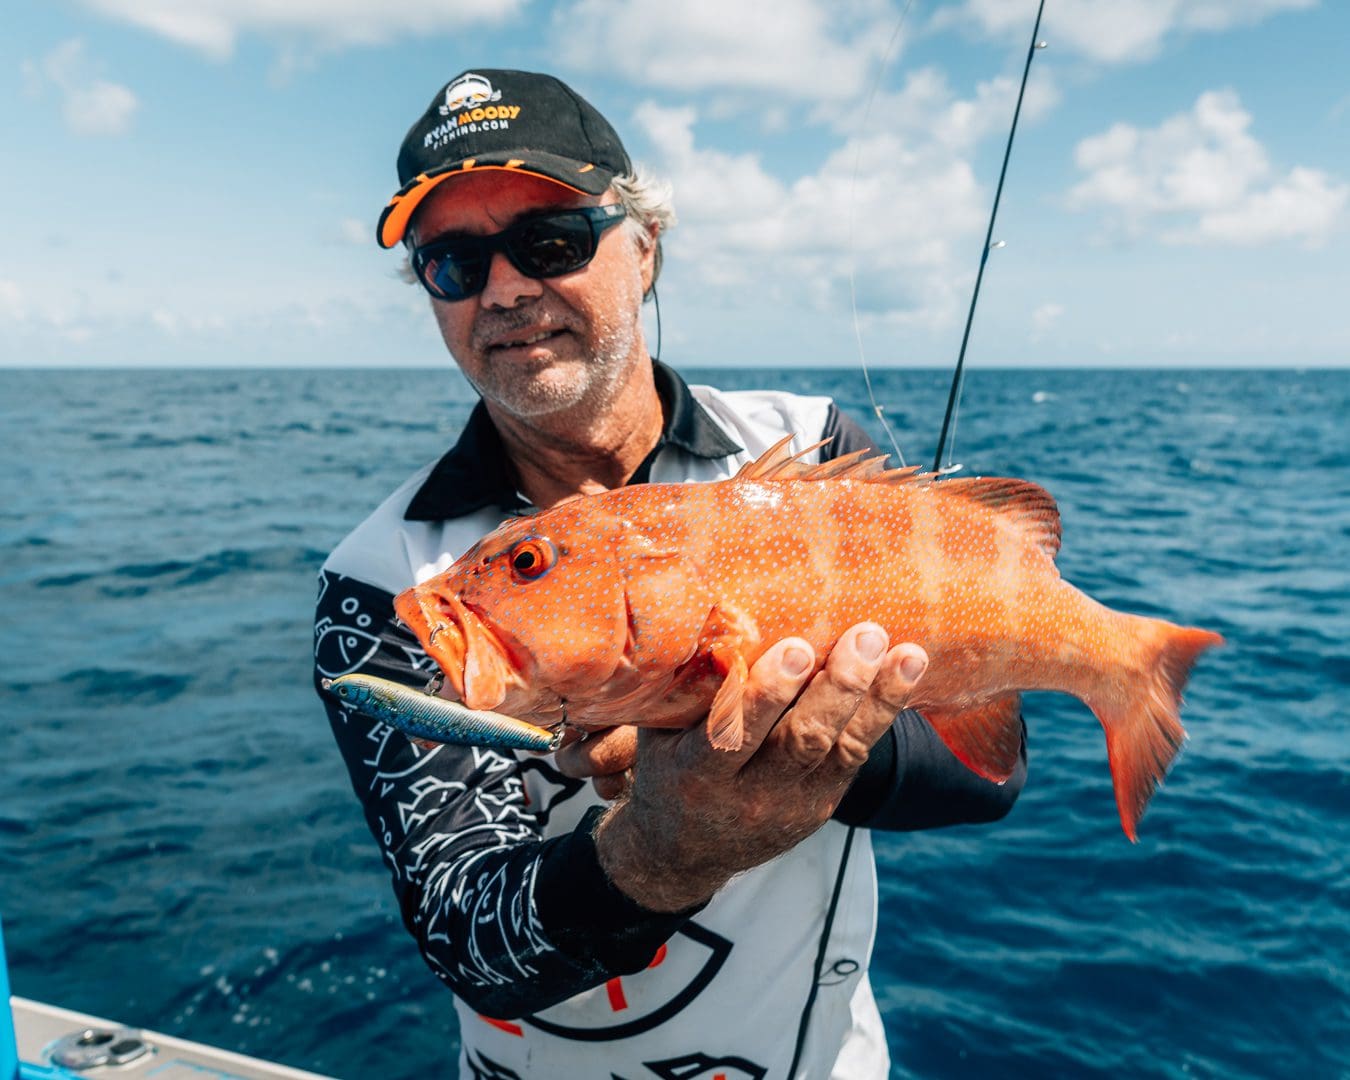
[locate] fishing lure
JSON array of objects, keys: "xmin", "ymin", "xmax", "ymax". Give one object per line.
[{"xmin": 321, "ymin": 672, "xmax": 562, "ymax": 752}]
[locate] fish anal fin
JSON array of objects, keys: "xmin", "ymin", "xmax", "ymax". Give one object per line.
[
  {"xmin": 921, "ymin": 693, "xmax": 1024, "ymax": 783},
  {"xmin": 940, "ymin": 476, "xmax": 1063, "ymax": 560},
  {"xmin": 706, "ymin": 648, "xmax": 748, "ymax": 752},
  {"xmin": 1091, "ymin": 623, "xmax": 1224, "ymax": 841}
]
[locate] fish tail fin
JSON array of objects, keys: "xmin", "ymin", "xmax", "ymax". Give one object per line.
[{"xmin": 1090, "ymin": 621, "xmax": 1224, "ymax": 841}]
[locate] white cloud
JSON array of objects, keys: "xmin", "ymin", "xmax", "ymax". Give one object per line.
[
  {"xmin": 1031, "ymin": 302, "xmax": 1064, "ymax": 339},
  {"xmin": 844, "ymin": 64, "xmax": 1058, "ymax": 148},
  {"xmin": 338, "ymin": 218, "xmax": 371, "ymax": 246},
  {"xmin": 0, "ymin": 280, "xmax": 27, "ymax": 322},
  {"xmin": 150, "ymin": 308, "xmax": 232, "ymax": 336},
  {"xmin": 1191, "ymin": 167, "xmax": 1348, "ymax": 246},
  {"xmin": 1068, "ymin": 89, "xmax": 1348, "ymax": 246},
  {"xmin": 65, "ymin": 80, "xmax": 139, "ymax": 137},
  {"xmin": 633, "ymin": 67, "xmax": 1012, "ymax": 327},
  {"xmin": 23, "ymin": 39, "xmax": 138, "ymax": 137},
  {"xmin": 556, "ymin": 0, "xmax": 899, "ymax": 104},
  {"xmin": 946, "ymin": 0, "xmax": 1317, "ymax": 65},
  {"xmin": 0, "ymin": 278, "xmax": 99, "ymax": 345},
  {"xmin": 76, "ymin": 0, "xmax": 529, "ymax": 60}
]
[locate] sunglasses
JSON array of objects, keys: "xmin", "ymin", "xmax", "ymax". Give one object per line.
[{"xmin": 410, "ymin": 204, "xmax": 628, "ymax": 301}]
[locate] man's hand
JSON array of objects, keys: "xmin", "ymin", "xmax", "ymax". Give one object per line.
[
  {"xmin": 578, "ymin": 624, "xmax": 927, "ymax": 913},
  {"xmin": 555, "ymin": 725, "xmax": 638, "ymax": 802}
]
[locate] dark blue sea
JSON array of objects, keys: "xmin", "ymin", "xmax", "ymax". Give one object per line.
[{"xmin": 1, "ymin": 367, "xmax": 1346, "ymax": 1079}]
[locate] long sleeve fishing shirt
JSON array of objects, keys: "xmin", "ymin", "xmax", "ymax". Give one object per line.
[{"xmin": 314, "ymin": 360, "xmax": 1025, "ymax": 1079}]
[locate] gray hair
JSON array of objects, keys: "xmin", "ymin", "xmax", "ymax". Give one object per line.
[
  {"xmin": 397, "ymin": 164, "xmax": 676, "ymax": 298},
  {"xmin": 612, "ymin": 165, "xmax": 677, "ymax": 299}
]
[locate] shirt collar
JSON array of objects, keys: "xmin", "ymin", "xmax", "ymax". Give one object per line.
[{"xmin": 403, "ymin": 359, "xmax": 742, "ymax": 522}]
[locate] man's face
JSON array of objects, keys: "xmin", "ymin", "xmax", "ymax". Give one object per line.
[{"xmin": 408, "ymin": 171, "xmax": 656, "ymax": 423}]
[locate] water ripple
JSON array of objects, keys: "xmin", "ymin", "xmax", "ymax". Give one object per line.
[{"xmin": 1, "ymin": 367, "xmax": 1346, "ymax": 1078}]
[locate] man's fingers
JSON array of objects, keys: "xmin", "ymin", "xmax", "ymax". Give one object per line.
[
  {"xmin": 772, "ymin": 624, "xmax": 890, "ymax": 769},
  {"xmin": 736, "ymin": 637, "xmax": 817, "ymax": 753},
  {"xmin": 554, "ymin": 725, "xmax": 638, "ymax": 780},
  {"xmin": 592, "ymin": 769, "xmax": 633, "ymax": 802},
  {"xmin": 827, "ymin": 642, "xmax": 929, "ymax": 772}
]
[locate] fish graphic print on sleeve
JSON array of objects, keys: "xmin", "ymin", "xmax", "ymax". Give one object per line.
[
  {"xmin": 315, "ymin": 362, "xmax": 1025, "ymax": 1077},
  {"xmin": 316, "ymin": 569, "xmax": 694, "ymax": 1015}
]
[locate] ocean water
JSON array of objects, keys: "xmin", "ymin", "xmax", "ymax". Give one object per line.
[{"xmin": 1, "ymin": 366, "xmax": 1346, "ymax": 1079}]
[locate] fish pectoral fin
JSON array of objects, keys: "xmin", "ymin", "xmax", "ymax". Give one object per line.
[
  {"xmin": 920, "ymin": 693, "xmax": 1024, "ymax": 784},
  {"xmin": 620, "ymin": 546, "xmax": 714, "ymax": 674},
  {"xmin": 706, "ymin": 648, "xmax": 748, "ymax": 752}
]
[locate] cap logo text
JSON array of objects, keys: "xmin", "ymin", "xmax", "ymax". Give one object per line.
[{"xmin": 424, "ymin": 104, "xmax": 523, "ymax": 150}]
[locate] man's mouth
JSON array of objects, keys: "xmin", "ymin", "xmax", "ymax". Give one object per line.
[{"xmin": 489, "ymin": 327, "xmax": 567, "ymax": 351}]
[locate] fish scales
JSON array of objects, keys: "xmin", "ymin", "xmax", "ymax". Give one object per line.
[{"xmin": 394, "ymin": 436, "xmax": 1222, "ymax": 839}]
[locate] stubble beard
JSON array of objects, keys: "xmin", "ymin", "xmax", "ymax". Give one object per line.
[{"xmin": 464, "ymin": 303, "xmax": 643, "ymax": 423}]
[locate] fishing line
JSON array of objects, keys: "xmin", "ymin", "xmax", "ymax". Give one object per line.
[
  {"xmin": 849, "ymin": 0, "xmax": 917, "ymax": 467},
  {"xmin": 791, "ymin": 5, "xmax": 918, "ymax": 1068},
  {"xmin": 650, "ymin": 283, "xmax": 662, "ymax": 361},
  {"xmin": 788, "ymin": 825, "xmax": 856, "ymax": 1078},
  {"xmin": 793, "ymin": 4, "xmax": 1049, "ymax": 1069},
  {"xmin": 932, "ymin": 0, "xmax": 1048, "ymax": 475}
]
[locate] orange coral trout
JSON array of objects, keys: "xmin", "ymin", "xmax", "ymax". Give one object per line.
[{"xmin": 394, "ymin": 437, "xmax": 1223, "ymax": 839}]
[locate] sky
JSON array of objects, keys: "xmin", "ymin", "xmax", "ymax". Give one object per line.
[{"xmin": 2, "ymin": 0, "xmax": 1347, "ymax": 369}]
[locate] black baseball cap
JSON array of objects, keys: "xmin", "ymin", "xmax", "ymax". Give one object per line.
[{"xmin": 377, "ymin": 68, "xmax": 632, "ymax": 248}]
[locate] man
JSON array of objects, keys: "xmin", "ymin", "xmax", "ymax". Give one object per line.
[{"xmin": 315, "ymin": 68, "xmax": 1025, "ymax": 1078}]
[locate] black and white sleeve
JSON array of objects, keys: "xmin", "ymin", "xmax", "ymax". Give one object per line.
[{"xmin": 314, "ymin": 569, "xmax": 697, "ymax": 1017}]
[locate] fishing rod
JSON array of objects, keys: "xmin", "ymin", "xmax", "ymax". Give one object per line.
[
  {"xmin": 932, "ymin": 0, "xmax": 1048, "ymax": 474},
  {"xmin": 797, "ymin": 7, "xmax": 1048, "ymax": 1075}
]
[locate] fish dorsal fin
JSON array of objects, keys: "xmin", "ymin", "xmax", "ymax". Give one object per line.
[
  {"xmin": 732, "ymin": 435, "xmax": 829, "ymax": 480},
  {"xmin": 733, "ymin": 438, "xmax": 1058, "ymax": 557},
  {"xmin": 733, "ymin": 434, "xmax": 926, "ymax": 486},
  {"xmin": 939, "ymin": 476, "xmax": 1063, "ymax": 560}
]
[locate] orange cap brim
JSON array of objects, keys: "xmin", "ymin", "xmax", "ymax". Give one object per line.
[{"xmin": 376, "ymin": 160, "xmax": 596, "ymax": 248}]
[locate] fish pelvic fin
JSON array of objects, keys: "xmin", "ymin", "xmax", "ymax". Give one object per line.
[
  {"xmin": 706, "ymin": 649, "xmax": 748, "ymax": 752},
  {"xmin": 920, "ymin": 693, "xmax": 1024, "ymax": 783},
  {"xmin": 1092, "ymin": 622, "xmax": 1225, "ymax": 841}
]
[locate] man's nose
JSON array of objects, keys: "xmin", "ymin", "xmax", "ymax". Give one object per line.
[{"xmin": 478, "ymin": 250, "xmax": 543, "ymax": 309}]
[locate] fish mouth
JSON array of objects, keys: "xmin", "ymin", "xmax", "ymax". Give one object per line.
[{"xmin": 393, "ymin": 584, "xmax": 519, "ymax": 711}]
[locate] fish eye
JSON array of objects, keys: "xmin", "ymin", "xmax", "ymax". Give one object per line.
[{"xmin": 508, "ymin": 536, "xmax": 558, "ymax": 581}]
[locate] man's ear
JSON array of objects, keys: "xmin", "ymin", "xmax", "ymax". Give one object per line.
[{"xmin": 640, "ymin": 221, "xmax": 660, "ymax": 297}]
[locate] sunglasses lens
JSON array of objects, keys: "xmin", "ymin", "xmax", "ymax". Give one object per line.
[
  {"xmin": 417, "ymin": 246, "xmax": 485, "ymax": 301},
  {"xmin": 509, "ymin": 215, "xmax": 595, "ymax": 277},
  {"xmin": 412, "ymin": 207, "xmax": 622, "ymax": 301}
]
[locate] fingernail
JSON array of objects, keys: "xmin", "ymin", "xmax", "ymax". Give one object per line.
[
  {"xmin": 900, "ymin": 652, "xmax": 927, "ymax": 682},
  {"xmin": 781, "ymin": 645, "xmax": 812, "ymax": 676},
  {"xmin": 856, "ymin": 629, "xmax": 886, "ymax": 662}
]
